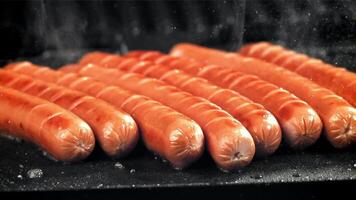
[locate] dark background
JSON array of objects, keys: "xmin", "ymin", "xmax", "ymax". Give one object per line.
[
  {"xmin": 1, "ymin": 0, "xmax": 356, "ymax": 199},
  {"xmin": 0, "ymin": 0, "xmax": 356, "ymax": 68}
]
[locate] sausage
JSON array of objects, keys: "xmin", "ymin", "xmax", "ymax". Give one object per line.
[
  {"xmin": 0, "ymin": 68, "xmax": 138, "ymax": 158},
  {"xmin": 81, "ymin": 53, "xmax": 281, "ymax": 157},
  {"xmin": 170, "ymin": 43, "xmax": 356, "ymax": 148},
  {"xmin": 124, "ymin": 51, "xmax": 323, "ymax": 150},
  {"xmin": 240, "ymin": 42, "xmax": 356, "ymax": 107},
  {"xmin": 6, "ymin": 62, "xmax": 204, "ymax": 169},
  {"xmin": 0, "ymin": 85, "xmax": 94, "ymax": 161},
  {"xmin": 60, "ymin": 64, "xmax": 256, "ymax": 171}
]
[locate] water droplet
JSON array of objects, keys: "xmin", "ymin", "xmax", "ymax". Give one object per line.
[
  {"xmin": 114, "ymin": 162, "xmax": 125, "ymax": 169},
  {"xmin": 17, "ymin": 175, "xmax": 23, "ymax": 179},
  {"xmin": 154, "ymin": 156, "xmax": 158, "ymax": 160},
  {"xmin": 19, "ymin": 164, "xmax": 24, "ymax": 168},
  {"xmin": 26, "ymin": 168, "xmax": 43, "ymax": 179},
  {"xmin": 292, "ymin": 173, "xmax": 301, "ymax": 177},
  {"xmin": 250, "ymin": 175, "xmax": 262, "ymax": 179},
  {"xmin": 353, "ymin": 163, "xmax": 356, "ymax": 168},
  {"xmin": 97, "ymin": 183, "xmax": 103, "ymax": 188},
  {"xmin": 61, "ymin": 171, "xmax": 64, "ymax": 175},
  {"xmin": 130, "ymin": 169, "xmax": 136, "ymax": 174},
  {"xmin": 9, "ymin": 181, "xmax": 14, "ymax": 184},
  {"xmin": 347, "ymin": 168, "xmax": 352, "ymax": 171}
]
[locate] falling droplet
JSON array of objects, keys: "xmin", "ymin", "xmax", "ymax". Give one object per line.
[{"xmin": 114, "ymin": 162, "xmax": 125, "ymax": 169}]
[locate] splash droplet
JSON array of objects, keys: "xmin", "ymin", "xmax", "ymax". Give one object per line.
[
  {"xmin": 250, "ymin": 175, "xmax": 262, "ymax": 179},
  {"xmin": 114, "ymin": 162, "xmax": 125, "ymax": 169},
  {"xmin": 26, "ymin": 168, "xmax": 43, "ymax": 179}
]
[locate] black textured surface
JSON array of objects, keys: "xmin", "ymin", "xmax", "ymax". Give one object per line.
[
  {"xmin": 1, "ymin": 50, "xmax": 356, "ymax": 192},
  {"xmin": 1, "ymin": 135, "xmax": 356, "ymax": 192}
]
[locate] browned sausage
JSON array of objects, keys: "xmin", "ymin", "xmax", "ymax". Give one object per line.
[
  {"xmin": 170, "ymin": 43, "xmax": 356, "ymax": 148},
  {"xmin": 80, "ymin": 53, "xmax": 282, "ymax": 157},
  {"xmin": 5, "ymin": 62, "xmax": 204, "ymax": 169},
  {"xmin": 60, "ymin": 63, "xmax": 256, "ymax": 172},
  {"xmin": 124, "ymin": 51, "xmax": 323, "ymax": 150},
  {"xmin": 0, "ymin": 68, "xmax": 138, "ymax": 158},
  {"xmin": 0, "ymin": 85, "xmax": 95, "ymax": 161},
  {"xmin": 240, "ymin": 42, "xmax": 356, "ymax": 107}
]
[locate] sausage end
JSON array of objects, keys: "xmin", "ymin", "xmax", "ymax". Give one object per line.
[{"xmin": 165, "ymin": 119, "xmax": 205, "ymax": 169}]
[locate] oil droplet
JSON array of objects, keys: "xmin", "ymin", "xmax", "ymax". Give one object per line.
[
  {"xmin": 250, "ymin": 175, "xmax": 262, "ymax": 179},
  {"xmin": 26, "ymin": 168, "xmax": 43, "ymax": 179},
  {"xmin": 114, "ymin": 162, "xmax": 125, "ymax": 169}
]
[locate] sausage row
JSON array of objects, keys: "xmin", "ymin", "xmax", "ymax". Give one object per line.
[{"xmin": 1, "ymin": 42, "xmax": 355, "ymax": 172}]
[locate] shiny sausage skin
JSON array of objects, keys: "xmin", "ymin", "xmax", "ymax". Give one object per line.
[
  {"xmin": 240, "ymin": 42, "xmax": 356, "ymax": 107},
  {"xmin": 81, "ymin": 53, "xmax": 281, "ymax": 157},
  {"xmin": 6, "ymin": 63, "xmax": 204, "ymax": 169},
  {"xmin": 124, "ymin": 51, "xmax": 323, "ymax": 150},
  {"xmin": 170, "ymin": 43, "xmax": 356, "ymax": 148},
  {"xmin": 0, "ymin": 68, "xmax": 138, "ymax": 158},
  {"xmin": 60, "ymin": 64, "xmax": 256, "ymax": 171},
  {"xmin": 0, "ymin": 85, "xmax": 94, "ymax": 161}
]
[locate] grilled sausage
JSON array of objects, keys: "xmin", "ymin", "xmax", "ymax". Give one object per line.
[
  {"xmin": 0, "ymin": 85, "xmax": 94, "ymax": 161},
  {"xmin": 6, "ymin": 62, "xmax": 204, "ymax": 169},
  {"xmin": 124, "ymin": 51, "xmax": 323, "ymax": 150},
  {"xmin": 60, "ymin": 63, "xmax": 256, "ymax": 171},
  {"xmin": 0, "ymin": 68, "xmax": 138, "ymax": 158},
  {"xmin": 80, "ymin": 53, "xmax": 281, "ymax": 157},
  {"xmin": 170, "ymin": 43, "xmax": 356, "ymax": 148},
  {"xmin": 240, "ymin": 42, "xmax": 356, "ymax": 107}
]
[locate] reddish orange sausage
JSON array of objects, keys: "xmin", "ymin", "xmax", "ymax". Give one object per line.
[
  {"xmin": 60, "ymin": 64, "xmax": 256, "ymax": 171},
  {"xmin": 6, "ymin": 63, "xmax": 204, "ymax": 169},
  {"xmin": 80, "ymin": 53, "xmax": 281, "ymax": 157},
  {"xmin": 0, "ymin": 68, "xmax": 138, "ymax": 158},
  {"xmin": 171, "ymin": 43, "xmax": 356, "ymax": 148},
  {"xmin": 240, "ymin": 42, "xmax": 356, "ymax": 107},
  {"xmin": 124, "ymin": 51, "xmax": 323, "ymax": 150},
  {"xmin": 0, "ymin": 85, "xmax": 94, "ymax": 161}
]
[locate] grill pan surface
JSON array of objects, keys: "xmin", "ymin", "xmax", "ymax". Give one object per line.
[
  {"xmin": 0, "ymin": 49, "xmax": 356, "ymax": 192},
  {"xmin": 1, "ymin": 0, "xmax": 356, "ymax": 193}
]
